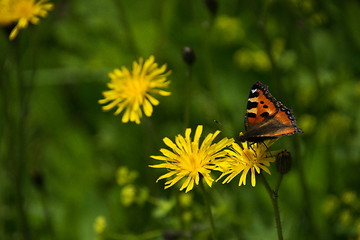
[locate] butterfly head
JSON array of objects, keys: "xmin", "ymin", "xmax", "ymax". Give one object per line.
[
  {"xmin": 237, "ymin": 132, "xmax": 249, "ymax": 143},
  {"xmin": 238, "ymin": 135, "xmax": 246, "ymax": 142}
]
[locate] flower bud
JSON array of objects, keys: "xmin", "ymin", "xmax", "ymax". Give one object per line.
[
  {"xmin": 182, "ymin": 46, "xmax": 196, "ymax": 66},
  {"xmin": 162, "ymin": 229, "xmax": 184, "ymax": 240},
  {"xmin": 31, "ymin": 169, "xmax": 44, "ymax": 190},
  {"xmin": 204, "ymin": 0, "xmax": 218, "ymax": 16},
  {"xmin": 276, "ymin": 150, "xmax": 292, "ymax": 175}
]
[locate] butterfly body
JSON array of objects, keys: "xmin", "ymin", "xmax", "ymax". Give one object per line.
[{"xmin": 239, "ymin": 81, "xmax": 302, "ymax": 143}]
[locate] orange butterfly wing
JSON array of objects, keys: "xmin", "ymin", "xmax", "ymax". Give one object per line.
[{"xmin": 242, "ymin": 81, "xmax": 302, "ymax": 142}]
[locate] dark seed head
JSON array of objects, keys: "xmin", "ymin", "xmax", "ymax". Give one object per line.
[
  {"xmin": 162, "ymin": 229, "xmax": 184, "ymax": 240},
  {"xmin": 276, "ymin": 150, "xmax": 292, "ymax": 175},
  {"xmin": 182, "ymin": 46, "xmax": 196, "ymax": 66},
  {"xmin": 204, "ymin": 0, "xmax": 218, "ymax": 16},
  {"xmin": 31, "ymin": 169, "xmax": 45, "ymax": 190}
]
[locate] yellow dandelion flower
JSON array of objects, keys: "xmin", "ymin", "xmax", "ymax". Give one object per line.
[
  {"xmin": 217, "ymin": 138, "xmax": 281, "ymax": 187},
  {"xmin": 99, "ymin": 56, "xmax": 171, "ymax": 124},
  {"xmin": 0, "ymin": 0, "xmax": 54, "ymax": 40},
  {"xmin": 150, "ymin": 125, "xmax": 234, "ymax": 193}
]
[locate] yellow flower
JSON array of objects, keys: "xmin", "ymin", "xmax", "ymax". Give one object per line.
[
  {"xmin": 252, "ymin": 50, "xmax": 271, "ymax": 72},
  {"xmin": 234, "ymin": 49, "xmax": 253, "ymax": 70},
  {"xmin": 120, "ymin": 184, "xmax": 136, "ymax": 206},
  {"xmin": 322, "ymin": 195, "xmax": 339, "ymax": 216},
  {"xmin": 341, "ymin": 191, "xmax": 357, "ymax": 205},
  {"xmin": 93, "ymin": 216, "xmax": 106, "ymax": 234},
  {"xmin": 214, "ymin": 15, "xmax": 245, "ymax": 43},
  {"xmin": 99, "ymin": 56, "xmax": 171, "ymax": 124},
  {"xmin": 340, "ymin": 209, "xmax": 353, "ymax": 226},
  {"xmin": 179, "ymin": 192, "xmax": 193, "ymax": 207},
  {"xmin": 116, "ymin": 166, "xmax": 138, "ymax": 186},
  {"xmin": 150, "ymin": 125, "xmax": 234, "ymax": 193},
  {"xmin": 0, "ymin": 0, "xmax": 54, "ymax": 40},
  {"xmin": 217, "ymin": 137, "xmax": 280, "ymax": 187}
]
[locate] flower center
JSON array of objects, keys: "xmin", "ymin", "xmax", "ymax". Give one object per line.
[
  {"xmin": 182, "ymin": 154, "xmax": 202, "ymax": 172},
  {"xmin": 243, "ymin": 148, "xmax": 256, "ymax": 165},
  {"xmin": 125, "ymin": 76, "xmax": 149, "ymax": 102},
  {"xmin": 14, "ymin": 1, "xmax": 34, "ymax": 19}
]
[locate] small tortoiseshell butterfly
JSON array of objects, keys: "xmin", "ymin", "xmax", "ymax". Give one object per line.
[{"xmin": 239, "ymin": 81, "xmax": 302, "ymax": 143}]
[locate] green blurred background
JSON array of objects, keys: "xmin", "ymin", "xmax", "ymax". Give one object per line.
[{"xmin": 1, "ymin": 0, "xmax": 360, "ymax": 239}]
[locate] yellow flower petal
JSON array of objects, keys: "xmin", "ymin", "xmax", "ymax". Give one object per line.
[
  {"xmin": 146, "ymin": 94, "xmax": 160, "ymax": 106},
  {"xmin": 143, "ymin": 99, "xmax": 153, "ymax": 117}
]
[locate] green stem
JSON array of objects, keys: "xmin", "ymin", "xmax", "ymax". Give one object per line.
[
  {"xmin": 259, "ymin": 173, "xmax": 283, "ymax": 240},
  {"xmin": 183, "ymin": 66, "xmax": 191, "ymax": 128},
  {"xmin": 275, "ymin": 173, "xmax": 284, "ymax": 194},
  {"xmin": 203, "ymin": 27, "xmax": 215, "ymax": 95},
  {"xmin": 12, "ymin": 38, "xmax": 32, "ymax": 240},
  {"xmin": 199, "ymin": 180, "xmax": 217, "ymax": 240}
]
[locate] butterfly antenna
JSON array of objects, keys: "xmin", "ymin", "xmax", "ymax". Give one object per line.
[
  {"xmin": 214, "ymin": 119, "xmax": 222, "ymax": 125},
  {"xmin": 214, "ymin": 120, "xmax": 232, "ymax": 131},
  {"xmin": 248, "ymin": 142, "xmax": 257, "ymax": 156}
]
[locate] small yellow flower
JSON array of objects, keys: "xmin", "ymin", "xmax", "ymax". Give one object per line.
[
  {"xmin": 93, "ymin": 216, "xmax": 106, "ymax": 234},
  {"xmin": 182, "ymin": 211, "xmax": 193, "ymax": 223},
  {"xmin": 217, "ymin": 137, "xmax": 281, "ymax": 187},
  {"xmin": 150, "ymin": 125, "xmax": 234, "ymax": 193},
  {"xmin": 116, "ymin": 166, "xmax": 138, "ymax": 186},
  {"xmin": 179, "ymin": 192, "xmax": 193, "ymax": 207},
  {"xmin": 322, "ymin": 195, "xmax": 339, "ymax": 216},
  {"xmin": 234, "ymin": 49, "xmax": 253, "ymax": 70},
  {"xmin": 340, "ymin": 209, "xmax": 353, "ymax": 226},
  {"xmin": 0, "ymin": 0, "xmax": 54, "ymax": 40},
  {"xmin": 99, "ymin": 56, "xmax": 171, "ymax": 124},
  {"xmin": 214, "ymin": 15, "xmax": 245, "ymax": 43},
  {"xmin": 341, "ymin": 191, "xmax": 357, "ymax": 205},
  {"xmin": 120, "ymin": 184, "xmax": 136, "ymax": 206},
  {"xmin": 252, "ymin": 50, "xmax": 271, "ymax": 72}
]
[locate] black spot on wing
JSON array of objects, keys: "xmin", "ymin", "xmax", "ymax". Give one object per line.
[
  {"xmin": 263, "ymin": 105, "xmax": 268, "ymax": 108},
  {"xmin": 260, "ymin": 112, "xmax": 269, "ymax": 118},
  {"xmin": 247, "ymin": 101, "xmax": 258, "ymax": 110},
  {"xmin": 247, "ymin": 112, "xmax": 256, "ymax": 118}
]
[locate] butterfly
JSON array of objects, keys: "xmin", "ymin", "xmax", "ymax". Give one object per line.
[{"xmin": 239, "ymin": 81, "xmax": 302, "ymax": 143}]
